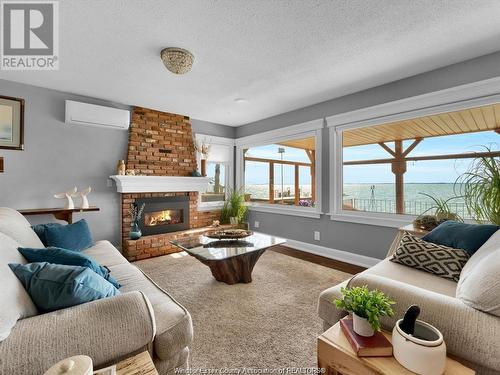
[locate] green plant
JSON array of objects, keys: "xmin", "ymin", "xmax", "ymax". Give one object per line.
[
  {"xmin": 334, "ymin": 286, "xmax": 395, "ymax": 332},
  {"xmin": 220, "ymin": 188, "xmax": 248, "ymax": 224},
  {"xmin": 455, "ymin": 148, "xmax": 500, "ymax": 225},
  {"xmin": 418, "ymin": 193, "xmax": 463, "ymax": 223}
]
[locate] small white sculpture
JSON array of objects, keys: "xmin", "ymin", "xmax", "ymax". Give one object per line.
[
  {"xmin": 54, "ymin": 187, "xmax": 78, "ymax": 209},
  {"xmin": 78, "ymin": 187, "xmax": 92, "ymax": 209}
]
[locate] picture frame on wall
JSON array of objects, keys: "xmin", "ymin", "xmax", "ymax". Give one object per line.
[{"xmin": 0, "ymin": 95, "xmax": 24, "ymax": 150}]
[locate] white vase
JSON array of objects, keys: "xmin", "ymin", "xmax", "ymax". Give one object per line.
[{"xmin": 353, "ymin": 313, "xmax": 374, "ymax": 337}]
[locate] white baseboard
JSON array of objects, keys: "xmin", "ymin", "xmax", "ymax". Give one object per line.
[{"xmin": 283, "ymin": 238, "xmax": 381, "ymax": 269}]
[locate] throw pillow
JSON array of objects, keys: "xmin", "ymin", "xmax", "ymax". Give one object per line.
[
  {"xmin": 459, "ymin": 229, "xmax": 500, "ymax": 282},
  {"xmin": 0, "ymin": 233, "xmax": 38, "ymax": 342},
  {"xmin": 0, "ymin": 207, "xmax": 44, "ymax": 248},
  {"xmin": 422, "ymin": 221, "xmax": 499, "ymax": 256},
  {"xmin": 456, "ymin": 250, "xmax": 500, "ymax": 317},
  {"xmin": 18, "ymin": 247, "xmax": 121, "ymax": 289},
  {"xmin": 9, "ymin": 262, "xmax": 120, "ymax": 313},
  {"xmin": 43, "ymin": 219, "xmax": 94, "ymax": 251},
  {"xmin": 31, "ymin": 223, "xmax": 62, "ymax": 246},
  {"xmin": 390, "ymin": 232, "xmax": 470, "ymax": 282}
]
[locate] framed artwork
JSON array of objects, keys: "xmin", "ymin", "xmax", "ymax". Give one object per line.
[{"xmin": 0, "ymin": 95, "xmax": 24, "ymax": 150}]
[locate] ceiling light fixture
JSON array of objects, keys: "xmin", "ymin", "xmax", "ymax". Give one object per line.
[
  {"xmin": 234, "ymin": 98, "xmax": 248, "ymax": 104},
  {"xmin": 160, "ymin": 47, "xmax": 194, "ymax": 74}
]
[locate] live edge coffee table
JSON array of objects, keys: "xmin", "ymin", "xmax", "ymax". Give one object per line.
[{"xmin": 171, "ymin": 232, "xmax": 286, "ymax": 284}]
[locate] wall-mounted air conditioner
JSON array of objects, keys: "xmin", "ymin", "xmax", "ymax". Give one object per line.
[{"xmin": 65, "ymin": 100, "xmax": 130, "ymax": 130}]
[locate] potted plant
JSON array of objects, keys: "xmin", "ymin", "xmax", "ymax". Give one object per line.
[
  {"xmin": 413, "ymin": 193, "xmax": 463, "ymax": 230},
  {"xmin": 129, "ymin": 203, "xmax": 145, "ymax": 240},
  {"xmin": 455, "ymin": 148, "xmax": 500, "ymax": 225},
  {"xmin": 334, "ymin": 285, "xmax": 395, "ymax": 337},
  {"xmin": 221, "ymin": 188, "xmax": 248, "ymax": 225}
]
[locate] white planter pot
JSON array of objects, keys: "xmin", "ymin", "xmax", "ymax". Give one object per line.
[
  {"xmin": 353, "ymin": 313, "xmax": 374, "ymax": 337},
  {"xmin": 392, "ymin": 319, "xmax": 446, "ymax": 375}
]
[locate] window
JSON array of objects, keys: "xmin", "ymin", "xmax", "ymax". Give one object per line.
[
  {"xmin": 330, "ymin": 101, "xmax": 500, "ymax": 226},
  {"xmin": 236, "ymin": 119, "xmax": 323, "ymax": 218},
  {"xmin": 196, "ymin": 135, "xmax": 234, "ymax": 209}
]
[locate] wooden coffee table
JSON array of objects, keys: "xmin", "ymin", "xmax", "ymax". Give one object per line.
[
  {"xmin": 171, "ymin": 232, "xmax": 286, "ymax": 284},
  {"xmin": 318, "ymin": 321, "xmax": 474, "ymax": 375},
  {"xmin": 115, "ymin": 351, "xmax": 158, "ymax": 375}
]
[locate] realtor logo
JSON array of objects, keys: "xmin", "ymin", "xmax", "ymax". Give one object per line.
[{"xmin": 1, "ymin": 0, "xmax": 59, "ymax": 70}]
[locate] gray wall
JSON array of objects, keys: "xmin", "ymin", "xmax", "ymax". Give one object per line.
[
  {"xmin": 237, "ymin": 51, "xmax": 500, "ymax": 260},
  {"xmin": 0, "ymin": 79, "xmax": 234, "ymax": 246}
]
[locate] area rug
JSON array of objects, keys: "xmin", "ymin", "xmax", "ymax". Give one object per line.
[{"xmin": 135, "ymin": 249, "xmax": 351, "ymax": 368}]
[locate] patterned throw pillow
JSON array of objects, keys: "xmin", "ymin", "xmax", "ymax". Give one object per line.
[{"xmin": 390, "ymin": 232, "xmax": 470, "ymax": 282}]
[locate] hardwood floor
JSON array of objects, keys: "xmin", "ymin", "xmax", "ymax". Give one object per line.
[{"xmin": 271, "ymin": 245, "xmax": 365, "ymax": 274}]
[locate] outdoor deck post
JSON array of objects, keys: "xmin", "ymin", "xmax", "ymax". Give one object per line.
[
  {"xmin": 269, "ymin": 161, "xmax": 275, "ymax": 204},
  {"xmin": 392, "ymin": 140, "xmax": 406, "ymax": 214},
  {"xmin": 294, "ymin": 164, "xmax": 300, "ymax": 205}
]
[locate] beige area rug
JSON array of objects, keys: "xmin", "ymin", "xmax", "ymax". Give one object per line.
[{"xmin": 135, "ymin": 250, "xmax": 351, "ymax": 368}]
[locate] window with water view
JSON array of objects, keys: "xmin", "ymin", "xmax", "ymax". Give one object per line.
[
  {"xmin": 201, "ymin": 162, "xmax": 226, "ymax": 203},
  {"xmin": 341, "ymin": 104, "xmax": 500, "ymax": 220},
  {"xmin": 243, "ymin": 136, "xmax": 316, "ymax": 207}
]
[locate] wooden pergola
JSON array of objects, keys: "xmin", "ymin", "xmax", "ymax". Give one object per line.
[
  {"xmin": 343, "ymin": 102, "xmax": 500, "ymax": 214},
  {"xmin": 243, "ymin": 137, "xmax": 316, "ymax": 205}
]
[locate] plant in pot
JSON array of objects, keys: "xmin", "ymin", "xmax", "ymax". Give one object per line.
[
  {"xmin": 129, "ymin": 203, "xmax": 145, "ymax": 240},
  {"xmin": 455, "ymin": 148, "xmax": 500, "ymax": 225},
  {"xmin": 334, "ymin": 285, "xmax": 395, "ymax": 337},
  {"xmin": 413, "ymin": 193, "xmax": 463, "ymax": 230},
  {"xmin": 220, "ymin": 188, "xmax": 248, "ymax": 225}
]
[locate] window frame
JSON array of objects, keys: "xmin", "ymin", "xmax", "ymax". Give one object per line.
[
  {"xmin": 327, "ymin": 87, "xmax": 500, "ymax": 228},
  {"xmin": 196, "ymin": 134, "xmax": 235, "ymax": 211},
  {"xmin": 236, "ymin": 119, "xmax": 324, "ymax": 219}
]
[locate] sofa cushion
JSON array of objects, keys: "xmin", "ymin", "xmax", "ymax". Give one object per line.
[
  {"xmin": 19, "ymin": 247, "xmax": 121, "ymax": 289},
  {"xmin": 109, "ymin": 262, "xmax": 193, "ymax": 360},
  {"xmin": 390, "ymin": 233, "xmax": 469, "ymax": 282},
  {"xmin": 422, "ymin": 220, "xmax": 499, "ymax": 255},
  {"xmin": 0, "ymin": 233, "xmax": 38, "ymax": 341},
  {"xmin": 82, "ymin": 240, "xmax": 129, "ymax": 268},
  {"xmin": 0, "ymin": 207, "xmax": 44, "ymax": 248},
  {"xmin": 460, "ymin": 229, "xmax": 500, "ymax": 281},
  {"xmin": 9, "ymin": 262, "xmax": 120, "ymax": 313},
  {"xmin": 43, "ymin": 219, "xmax": 94, "ymax": 251},
  {"xmin": 457, "ymin": 247, "xmax": 500, "ymax": 317}
]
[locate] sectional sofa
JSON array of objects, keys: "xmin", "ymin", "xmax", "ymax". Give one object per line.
[{"xmin": 0, "ymin": 207, "xmax": 192, "ymax": 375}]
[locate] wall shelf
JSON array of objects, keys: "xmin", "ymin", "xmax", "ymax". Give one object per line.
[{"xmin": 18, "ymin": 206, "xmax": 100, "ymax": 223}]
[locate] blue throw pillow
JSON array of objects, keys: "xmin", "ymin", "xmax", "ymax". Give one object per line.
[
  {"xmin": 43, "ymin": 219, "xmax": 93, "ymax": 251},
  {"xmin": 31, "ymin": 223, "xmax": 63, "ymax": 246},
  {"xmin": 18, "ymin": 247, "xmax": 121, "ymax": 289},
  {"xmin": 422, "ymin": 221, "xmax": 499, "ymax": 255},
  {"xmin": 8, "ymin": 262, "xmax": 120, "ymax": 313}
]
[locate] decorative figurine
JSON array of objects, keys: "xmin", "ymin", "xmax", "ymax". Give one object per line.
[
  {"xmin": 125, "ymin": 169, "xmax": 135, "ymax": 176},
  {"xmin": 78, "ymin": 187, "xmax": 92, "ymax": 209},
  {"xmin": 54, "ymin": 187, "xmax": 78, "ymax": 209},
  {"xmin": 212, "ymin": 220, "xmax": 220, "ymax": 227},
  {"xmin": 117, "ymin": 160, "xmax": 126, "ymax": 175}
]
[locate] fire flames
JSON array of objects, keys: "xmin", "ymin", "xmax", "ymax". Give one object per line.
[{"xmin": 146, "ymin": 210, "xmax": 180, "ymax": 226}]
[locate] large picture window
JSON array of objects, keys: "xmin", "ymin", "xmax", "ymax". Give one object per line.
[
  {"xmin": 331, "ymin": 102, "xmax": 500, "ymax": 225},
  {"xmin": 236, "ymin": 120, "xmax": 323, "ymax": 218}
]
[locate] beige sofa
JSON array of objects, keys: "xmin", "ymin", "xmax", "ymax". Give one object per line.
[
  {"xmin": 318, "ymin": 231, "xmax": 500, "ymax": 375},
  {"xmin": 0, "ymin": 208, "xmax": 192, "ymax": 375}
]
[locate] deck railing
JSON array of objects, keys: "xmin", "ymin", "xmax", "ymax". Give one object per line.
[{"xmin": 343, "ymin": 198, "xmax": 472, "ymax": 219}]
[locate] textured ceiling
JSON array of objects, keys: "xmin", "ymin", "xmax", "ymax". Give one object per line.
[{"xmin": 2, "ymin": 0, "xmax": 500, "ymax": 126}]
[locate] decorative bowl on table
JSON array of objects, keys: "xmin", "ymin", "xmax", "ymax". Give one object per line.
[{"xmin": 204, "ymin": 229, "xmax": 253, "ymax": 239}]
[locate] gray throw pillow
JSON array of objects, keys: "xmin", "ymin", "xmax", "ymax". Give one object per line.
[
  {"xmin": 390, "ymin": 232, "xmax": 469, "ymax": 282},
  {"xmin": 457, "ymin": 248, "xmax": 500, "ymax": 317}
]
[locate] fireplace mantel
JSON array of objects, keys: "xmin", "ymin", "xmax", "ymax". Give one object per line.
[{"xmin": 110, "ymin": 175, "xmax": 210, "ymax": 193}]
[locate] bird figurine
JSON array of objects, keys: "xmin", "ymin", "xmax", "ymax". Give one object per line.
[
  {"xmin": 54, "ymin": 187, "xmax": 78, "ymax": 209},
  {"xmin": 400, "ymin": 305, "xmax": 421, "ymax": 335},
  {"xmin": 78, "ymin": 187, "xmax": 92, "ymax": 209}
]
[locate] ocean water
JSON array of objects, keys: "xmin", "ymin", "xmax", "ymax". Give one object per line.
[{"xmin": 245, "ymin": 183, "xmax": 469, "ymax": 217}]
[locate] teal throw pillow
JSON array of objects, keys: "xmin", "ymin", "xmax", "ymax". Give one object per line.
[
  {"xmin": 43, "ymin": 219, "xmax": 93, "ymax": 251},
  {"xmin": 8, "ymin": 262, "xmax": 120, "ymax": 313}
]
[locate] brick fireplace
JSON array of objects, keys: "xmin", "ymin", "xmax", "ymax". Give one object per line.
[{"xmin": 118, "ymin": 107, "xmax": 220, "ymax": 261}]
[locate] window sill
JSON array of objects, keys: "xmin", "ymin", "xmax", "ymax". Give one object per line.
[
  {"xmin": 329, "ymin": 211, "xmax": 415, "ymax": 228},
  {"xmin": 249, "ymin": 204, "xmax": 322, "ymax": 219}
]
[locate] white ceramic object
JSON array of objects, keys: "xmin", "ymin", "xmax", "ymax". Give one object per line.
[
  {"xmin": 392, "ymin": 319, "xmax": 446, "ymax": 375},
  {"xmin": 44, "ymin": 355, "xmax": 93, "ymax": 375},
  {"xmin": 54, "ymin": 187, "xmax": 78, "ymax": 209},
  {"xmin": 353, "ymin": 313, "xmax": 374, "ymax": 337},
  {"xmin": 78, "ymin": 186, "xmax": 92, "ymax": 209}
]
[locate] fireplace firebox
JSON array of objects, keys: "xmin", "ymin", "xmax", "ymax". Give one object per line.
[{"xmin": 135, "ymin": 196, "xmax": 189, "ymax": 236}]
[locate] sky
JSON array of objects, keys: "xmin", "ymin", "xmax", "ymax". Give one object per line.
[{"xmin": 244, "ymin": 131, "xmax": 499, "ymax": 185}]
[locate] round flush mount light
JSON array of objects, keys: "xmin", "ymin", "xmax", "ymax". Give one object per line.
[
  {"xmin": 160, "ymin": 47, "xmax": 194, "ymax": 74},
  {"xmin": 234, "ymin": 98, "xmax": 249, "ymax": 104}
]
